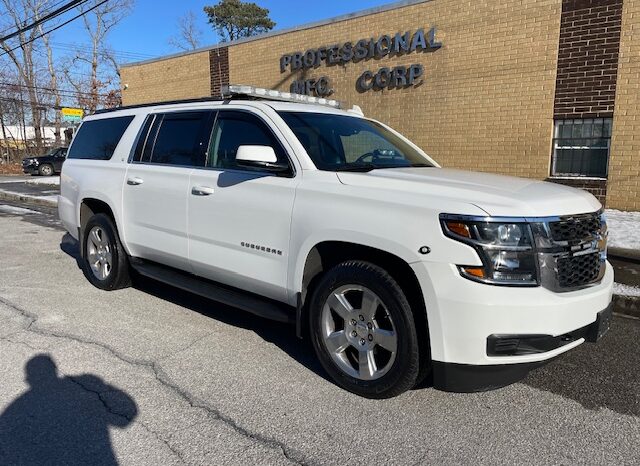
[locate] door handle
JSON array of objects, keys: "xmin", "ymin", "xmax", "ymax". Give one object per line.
[
  {"xmin": 127, "ymin": 177, "xmax": 144, "ymax": 186},
  {"xmin": 191, "ymin": 185, "xmax": 215, "ymax": 196}
]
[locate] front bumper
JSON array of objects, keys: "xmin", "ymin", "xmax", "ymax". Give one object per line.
[
  {"xmin": 431, "ymin": 303, "xmax": 613, "ymax": 392},
  {"xmin": 22, "ymin": 164, "xmax": 38, "ymax": 174},
  {"xmin": 411, "ymin": 260, "xmax": 613, "ymax": 389}
]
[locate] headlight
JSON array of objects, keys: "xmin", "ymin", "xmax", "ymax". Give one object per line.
[{"xmin": 440, "ymin": 215, "xmax": 538, "ymax": 286}]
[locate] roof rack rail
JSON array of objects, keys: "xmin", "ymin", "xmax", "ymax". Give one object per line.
[
  {"xmin": 221, "ymin": 84, "xmax": 344, "ymax": 109},
  {"xmin": 92, "ymin": 84, "xmax": 351, "ymax": 115},
  {"xmin": 93, "ymin": 96, "xmax": 225, "ymax": 114}
]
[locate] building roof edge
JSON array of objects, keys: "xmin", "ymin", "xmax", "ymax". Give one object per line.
[{"xmin": 120, "ymin": 0, "xmax": 433, "ymax": 68}]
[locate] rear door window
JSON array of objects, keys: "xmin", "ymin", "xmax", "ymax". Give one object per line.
[
  {"xmin": 149, "ymin": 111, "xmax": 211, "ymax": 167},
  {"xmin": 67, "ymin": 116, "xmax": 134, "ymax": 160},
  {"xmin": 131, "ymin": 114, "xmax": 156, "ymax": 162}
]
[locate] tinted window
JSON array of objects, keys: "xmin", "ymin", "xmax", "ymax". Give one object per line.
[
  {"xmin": 150, "ymin": 112, "xmax": 210, "ymax": 167},
  {"xmin": 278, "ymin": 112, "xmax": 433, "ymax": 171},
  {"xmin": 207, "ymin": 111, "xmax": 287, "ymax": 170},
  {"xmin": 132, "ymin": 114, "xmax": 155, "ymax": 162},
  {"xmin": 142, "ymin": 116, "xmax": 162, "ymax": 163},
  {"xmin": 67, "ymin": 116, "xmax": 134, "ymax": 160}
]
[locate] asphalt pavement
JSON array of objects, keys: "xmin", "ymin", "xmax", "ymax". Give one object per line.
[{"xmin": 0, "ymin": 204, "xmax": 638, "ymax": 465}]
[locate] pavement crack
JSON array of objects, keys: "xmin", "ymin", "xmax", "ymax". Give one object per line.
[
  {"xmin": 152, "ymin": 364, "xmax": 307, "ymax": 465},
  {"xmin": 0, "ymin": 295, "xmax": 38, "ymax": 329},
  {"xmin": 158, "ymin": 332, "xmax": 213, "ymax": 362},
  {"xmin": 1, "ymin": 336, "xmax": 42, "ymax": 352},
  {"xmin": 65, "ymin": 372, "xmax": 188, "ymax": 465},
  {"xmin": 0, "ymin": 294, "xmax": 308, "ymax": 466},
  {"xmin": 66, "ymin": 374, "xmax": 134, "ymax": 423}
]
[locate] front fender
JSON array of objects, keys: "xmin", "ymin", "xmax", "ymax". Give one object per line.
[{"xmin": 288, "ymin": 229, "xmax": 421, "ymax": 304}]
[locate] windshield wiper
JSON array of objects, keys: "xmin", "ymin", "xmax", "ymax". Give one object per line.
[
  {"xmin": 334, "ymin": 162, "xmax": 432, "ymax": 172},
  {"xmin": 334, "ymin": 163, "xmax": 376, "ymax": 172}
]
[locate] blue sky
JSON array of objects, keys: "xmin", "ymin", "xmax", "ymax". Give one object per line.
[{"xmin": 60, "ymin": 0, "xmax": 395, "ymax": 64}]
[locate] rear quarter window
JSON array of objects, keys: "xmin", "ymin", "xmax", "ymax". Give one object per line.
[{"xmin": 67, "ymin": 116, "xmax": 135, "ymax": 160}]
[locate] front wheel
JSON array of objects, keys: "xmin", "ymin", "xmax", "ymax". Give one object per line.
[
  {"xmin": 309, "ymin": 261, "xmax": 420, "ymax": 398},
  {"xmin": 81, "ymin": 213, "xmax": 131, "ymax": 290},
  {"xmin": 38, "ymin": 164, "xmax": 53, "ymax": 176}
]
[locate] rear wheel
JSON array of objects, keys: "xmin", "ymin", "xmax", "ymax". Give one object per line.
[
  {"xmin": 82, "ymin": 213, "xmax": 131, "ymax": 290},
  {"xmin": 38, "ymin": 164, "xmax": 53, "ymax": 176},
  {"xmin": 309, "ymin": 261, "xmax": 420, "ymax": 398}
]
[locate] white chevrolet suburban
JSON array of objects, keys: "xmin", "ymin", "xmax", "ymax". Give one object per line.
[{"xmin": 59, "ymin": 85, "xmax": 613, "ymax": 398}]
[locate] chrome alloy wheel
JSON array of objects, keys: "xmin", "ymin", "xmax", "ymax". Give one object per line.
[
  {"xmin": 86, "ymin": 226, "xmax": 113, "ymax": 280},
  {"xmin": 321, "ymin": 285, "xmax": 398, "ymax": 381}
]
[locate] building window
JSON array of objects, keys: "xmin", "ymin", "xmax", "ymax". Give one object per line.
[{"xmin": 552, "ymin": 118, "xmax": 612, "ymax": 178}]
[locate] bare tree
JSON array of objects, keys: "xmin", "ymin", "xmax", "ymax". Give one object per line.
[
  {"xmin": 168, "ymin": 11, "xmax": 203, "ymax": 51},
  {"xmin": 66, "ymin": 0, "xmax": 132, "ymax": 113},
  {"xmin": 0, "ymin": 70, "xmax": 29, "ymax": 162},
  {"xmin": 0, "ymin": 0, "xmax": 48, "ymax": 153},
  {"xmin": 40, "ymin": 31, "xmax": 62, "ymax": 145}
]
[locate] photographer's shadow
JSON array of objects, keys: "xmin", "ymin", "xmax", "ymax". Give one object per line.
[{"xmin": 0, "ymin": 354, "xmax": 137, "ymax": 465}]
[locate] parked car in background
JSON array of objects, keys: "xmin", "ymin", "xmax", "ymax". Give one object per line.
[{"xmin": 22, "ymin": 147, "xmax": 68, "ymax": 176}]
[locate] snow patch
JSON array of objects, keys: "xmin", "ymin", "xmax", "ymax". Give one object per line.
[
  {"xmin": 613, "ymin": 282, "xmax": 640, "ymax": 297},
  {"xmin": 25, "ymin": 176, "xmax": 60, "ymax": 186},
  {"xmin": 605, "ymin": 209, "xmax": 640, "ymax": 251},
  {"xmin": 0, "ymin": 205, "xmax": 38, "ymax": 215}
]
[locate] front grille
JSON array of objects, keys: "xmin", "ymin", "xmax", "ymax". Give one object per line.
[
  {"xmin": 557, "ymin": 252, "xmax": 601, "ymax": 288},
  {"xmin": 549, "ymin": 215, "xmax": 601, "ymax": 242}
]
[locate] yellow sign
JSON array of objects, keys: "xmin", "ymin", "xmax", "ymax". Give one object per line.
[{"xmin": 61, "ymin": 107, "xmax": 84, "ymax": 118}]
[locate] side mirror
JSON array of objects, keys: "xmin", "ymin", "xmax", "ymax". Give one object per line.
[{"xmin": 235, "ymin": 145, "xmax": 289, "ymax": 173}]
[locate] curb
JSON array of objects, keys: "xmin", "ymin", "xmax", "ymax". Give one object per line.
[
  {"xmin": 0, "ymin": 190, "xmax": 58, "ymax": 208},
  {"xmin": 613, "ymin": 294, "xmax": 640, "ymax": 319},
  {"xmin": 609, "ymin": 247, "xmax": 640, "ymax": 263}
]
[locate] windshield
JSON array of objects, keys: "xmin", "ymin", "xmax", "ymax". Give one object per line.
[{"xmin": 278, "ymin": 111, "xmax": 434, "ymax": 171}]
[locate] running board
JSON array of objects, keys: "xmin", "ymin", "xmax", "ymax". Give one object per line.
[{"xmin": 130, "ymin": 258, "xmax": 294, "ymax": 324}]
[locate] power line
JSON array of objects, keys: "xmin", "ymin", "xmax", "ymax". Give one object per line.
[
  {"xmin": 0, "ymin": 0, "xmax": 89, "ymax": 42},
  {"xmin": 0, "ymin": 81, "xmax": 115, "ymax": 98},
  {"xmin": 0, "ymin": 0, "xmax": 68, "ymax": 36},
  {"xmin": 50, "ymin": 41, "xmax": 154, "ymax": 59},
  {"xmin": 0, "ymin": 96, "xmax": 79, "ymax": 110},
  {"xmin": 0, "ymin": 95, "xmax": 118, "ymax": 113},
  {"xmin": 0, "ymin": 0, "xmax": 109, "ymax": 58},
  {"xmin": 48, "ymin": 41, "xmax": 154, "ymax": 60}
]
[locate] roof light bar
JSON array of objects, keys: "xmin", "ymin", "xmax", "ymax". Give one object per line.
[{"xmin": 221, "ymin": 84, "xmax": 343, "ymax": 109}]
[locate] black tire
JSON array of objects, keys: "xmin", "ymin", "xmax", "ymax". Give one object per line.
[
  {"xmin": 81, "ymin": 213, "xmax": 131, "ymax": 290},
  {"xmin": 309, "ymin": 261, "xmax": 420, "ymax": 398},
  {"xmin": 38, "ymin": 164, "xmax": 53, "ymax": 176}
]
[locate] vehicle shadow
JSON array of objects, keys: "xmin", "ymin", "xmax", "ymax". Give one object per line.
[
  {"xmin": 60, "ymin": 234, "xmax": 638, "ymax": 407},
  {"xmin": 59, "ymin": 233, "xmax": 329, "ymax": 383},
  {"xmin": 60, "ymin": 231, "xmax": 83, "ymax": 268},
  {"xmin": 522, "ymin": 316, "xmax": 640, "ymax": 417},
  {"xmin": 0, "ymin": 354, "xmax": 137, "ymax": 465}
]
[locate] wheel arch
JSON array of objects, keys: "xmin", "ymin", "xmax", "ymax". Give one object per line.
[
  {"xmin": 296, "ymin": 241, "xmax": 430, "ymax": 363},
  {"xmin": 78, "ymin": 197, "xmax": 128, "ymax": 257}
]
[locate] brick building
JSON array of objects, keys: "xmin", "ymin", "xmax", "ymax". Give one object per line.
[{"xmin": 120, "ymin": 0, "xmax": 639, "ymax": 210}]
